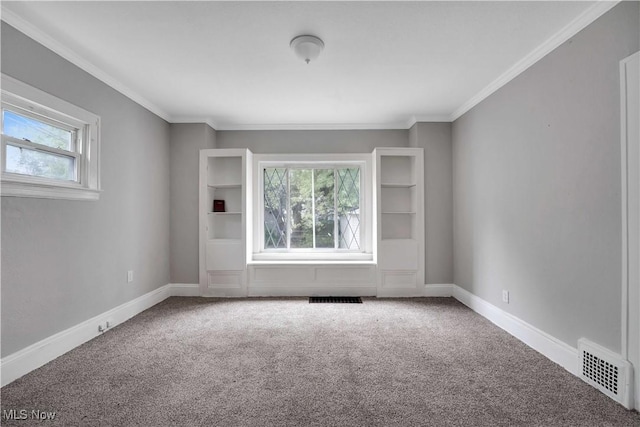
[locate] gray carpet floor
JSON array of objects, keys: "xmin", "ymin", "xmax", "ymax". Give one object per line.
[{"xmin": 1, "ymin": 297, "xmax": 639, "ymax": 426}]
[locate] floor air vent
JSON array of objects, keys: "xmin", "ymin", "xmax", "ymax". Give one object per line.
[
  {"xmin": 309, "ymin": 296, "xmax": 362, "ymax": 304},
  {"xmin": 578, "ymin": 338, "xmax": 632, "ymax": 408}
]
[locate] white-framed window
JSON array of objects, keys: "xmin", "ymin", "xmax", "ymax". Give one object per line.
[
  {"xmin": 1, "ymin": 74, "xmax": 100, "ymax": 200},
  {"xmin": 253, "ymin": 154, "xmax": 373, "ymax": 261}
]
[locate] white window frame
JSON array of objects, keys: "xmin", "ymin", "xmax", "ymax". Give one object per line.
[
  {"xmin": 253, "ymin": 153, "xmax": 373, "ymax": 262},
  {"xmin": 1, "ymin": 74, "xmax": 101, "ymax": 200}
]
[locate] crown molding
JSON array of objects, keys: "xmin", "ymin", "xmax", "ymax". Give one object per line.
[
  {"xmin": 214, "ymin": 122, "xmax": 412, "ymax": 131},
  {"xmin": 172, "ymin": 118, "xmax": 452, "ymax": 131},
  {"xmin": 451, "ymin": 0, "xmax": 620, "ymax": 121},
  {"xmin": 170, "ymin": 116, "xmax": 218, "ymax": 130},
  {"xmin": 406, "ymin": 115, "xmax": 455, "ymax": 128},
  {"xmin": 2, "ymin": 1, "xmax": 619, "ymax": 129},
  {"xmin": 0, "ymin": 7, "xmax": 171, "ymax": 122}
]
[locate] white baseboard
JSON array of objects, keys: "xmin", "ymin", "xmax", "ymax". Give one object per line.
[
  {"xmin": 0, "ymin": 282, "xmax": 581, "ymax": 390},
  {"xmin": 452, "ymin": 285, "xmax": 579, "ymax": 375},
  {"xmin": 1, "ymin": 284, "xmax": 173, "ymax": 387},
  {"xmin": 375, "ymin": 284, "xmax": 454, "ymax": 298},
  {"xmin": 170, "ymin": 283, "xmax": 200, "ymax": 296},
  {"xmin": 248, "ymin": 286, "xmax": 377, "ymax": 297}
]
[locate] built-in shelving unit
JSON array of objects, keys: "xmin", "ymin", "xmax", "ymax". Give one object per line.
[
  {"xmin": 374, "ymin": 148, "xmax": 424, "ymax": 296},
  {"xmin": 199, "ymin": 149, "xmax": 252, "ymax": 296},
  {"xmin": 198, "ymin": 147, "xmax": 423, "ymax": 298}
]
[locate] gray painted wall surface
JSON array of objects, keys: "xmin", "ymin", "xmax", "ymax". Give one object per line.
[
  {"xmin": 218, "ymin": 128, "xmax": 454, "ymax": 286},
  {"xmin": 216, "ymin": 130, "xmax": 408, "ymax": 153},
  {"xmin": 452, "ymin": 2, "xmax": 639, "ymax": 352},
  {"xmin": 410, "ymin": 123, "xmax": 453, "ymax": 284},
  {"xmin": 1, "ymin": 23, "xmax": 171, "ymax": 357},
  {"xmin": 170, "ymin": 123, "xmax": 216, "ymax": 284}
]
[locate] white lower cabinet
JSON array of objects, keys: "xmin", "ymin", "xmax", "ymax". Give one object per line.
[{"xmin": 247, "ymin": 264, "xmax": 377, "ymax": 296}]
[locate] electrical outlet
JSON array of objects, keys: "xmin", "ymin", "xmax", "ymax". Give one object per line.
[
  {"xmin": 98, "ymin": 320, "xmax": 113, "ymax": 333},
  {"xmin": 502, "ymin": 290, "xmax": 510, "ymax": 304},
  {"xmin": 127, "ymin": 270, "xmax": 134, "ymax": 283}
]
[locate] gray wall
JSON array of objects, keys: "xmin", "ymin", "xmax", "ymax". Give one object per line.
[
  {"xmin": 452, "ymin": 2, "xmax": 639, "ymax": 352},
  {"xmin": 218, "ymin": 128, "xmax": 454, "ymax": 286},
  {"xmin": 170, "ymin": 123, "xmax": 216, "ymax": 284},
  {"xmin": 1, "ymin": 23, "xmax": 171, "ymax": 356},
  {"xmin": 216, "ymin": 130, "xmax": 408, "ymax": 153},
  {"xmin": 410, "ymin": 123, "xmax": 453, "ymax": 284}
]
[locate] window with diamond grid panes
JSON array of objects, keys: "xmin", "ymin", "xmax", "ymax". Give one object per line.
[{"xmin": 263, "ymin": 167, "xmax": 361, "ymax": 251}]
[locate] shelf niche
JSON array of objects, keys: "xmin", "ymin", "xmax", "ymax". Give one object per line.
[
  {"xmin": 200, "ymin": 149, "xmax": 252, "ymax": 297},
  {"xmin": 379, "ymin": 154, "xmax": 418, "ymax": 240},
  {"xmin": 375, "ymin": 148, "xmax": 424, "ymax": 296}
]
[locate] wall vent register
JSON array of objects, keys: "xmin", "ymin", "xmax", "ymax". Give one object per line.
[
  {"xmin": 309, "ymin": 296, "xmax": 363, "ymax": 304},
  {"xmin": 577, "ymin": 338, "xmax": 633, "ymax": 408}
]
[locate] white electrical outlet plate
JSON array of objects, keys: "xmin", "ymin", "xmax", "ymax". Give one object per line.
[
  {"xmin": 127, "ymin": 270, "xmax": 133, "ymax": 283},
  {"xmin": 502, "ymin": 290, "xmax": 510, "ymax": 303}
]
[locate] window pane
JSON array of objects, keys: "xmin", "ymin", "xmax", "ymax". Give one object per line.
[
  {"xmin": 314, "ymin": 169, "xmax": 335, "ymax": 248},
  {"xmin": 337, "ymin": 168, "xmax": 361, "ymax": 249},
  {"xmin": 264, "ymin": 168, "xmax": 287, "ymax": 249},
  {"xmin": 289, "ymin": 169, "xmax": 313, "ymax": 249},
  {"xmin": 2, "ymin": 109, "xmax": 73, "ymax": 151},
  {"xmin": 6, "ymin": 144, "xmax": 76, "ymax": 181}
]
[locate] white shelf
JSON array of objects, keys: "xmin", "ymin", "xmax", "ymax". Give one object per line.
[
  {"xmin": 376, "ymin": 148, "xmax": 423, "ymax": 270},
  {"xmin": 200, "ymin": 148, "xmax": 252, "ymax": 296}
]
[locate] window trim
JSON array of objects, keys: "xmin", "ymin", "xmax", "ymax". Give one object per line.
[
  {"xmin": 262, "ymin": 164, "xmax": 364, "ymax": 252},
  {"xmin": 1, "ymin": 74, "xmax": 101, "ymax": 200},
  {"xmin": 3, "ymin": 106, "xmax": 82, "ymax": 183},
  {"xmin": 253, "ymin": 153, "xmax": 373, "ymax": 262}
]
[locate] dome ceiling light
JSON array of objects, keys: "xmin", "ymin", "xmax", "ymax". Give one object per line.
[{"xmin": 290, "ymin": 35, "xmax": 324, "ymax": 64}]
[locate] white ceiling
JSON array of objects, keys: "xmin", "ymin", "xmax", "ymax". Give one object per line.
[{"xmin": 1, "ymin": 1, "xmax": 614, "ymax": 130}]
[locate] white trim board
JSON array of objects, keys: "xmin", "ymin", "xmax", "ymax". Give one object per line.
[
  {"xmin": 450, "ymin": 1, "xmax": 619, "ymax": 121},
  {"xmin": 0, "ymin": 283, "xmax": 198, "ymax": 387},
  {"xmin": 247, "ymin": 286, "xmax": 377, "ymax": 297},
  {"xmin": 420, "ymin": 284, "xmax": 580, "ymax": 375},
  {"xmin": 170, "ymin": 283, "xmax": 201, "ymax": 297},
  {"xmin": 452, "ymin": 285, "xmax": 579, "ymax": 376},
  {"xmin": 214, "ymin": 122, "xmax": 412, "ymax": 131},
  {"xmin": 0, "ymin": 8, "xmax": 171, "ymax": 122},
  {"xmin": 423, "ymin": 284, "xmax": 454, "ymax": 297},
  {"xmin": 620, "ymin": 51, "xmax": 640, "ymax": 410},
  {"xmin": 1, "ymin": 2, "xmax": 618, "ymax": 130},
  {"xmin": 169, "ymin": 117, "xmax": 219, "ymax": 130},
  {"xmin": 0, "ymin": 282, "xmax": 591, "ymax": 394}
]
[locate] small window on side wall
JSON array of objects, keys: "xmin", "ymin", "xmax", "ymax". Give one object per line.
[{"xmin": 1, "ymin": 74, "xmax": 101, "ymax": 200}]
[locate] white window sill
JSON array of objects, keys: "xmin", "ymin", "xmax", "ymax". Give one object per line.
[
  {"xmin": 1, "ymin": 180, "xmax": 101, "ymax": 201},
  {"xmin": 248, "ymin": 260, "xmax": 377, "ymax": 265},
  {"xmin": 250, "ymin": 252, "xmax": 375, "ymax": 265}
]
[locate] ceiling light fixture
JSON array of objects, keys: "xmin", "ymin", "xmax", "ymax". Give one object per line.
[{"xmin": 290, "ymin": 35, "xmax": 324, "ymax": 64}]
